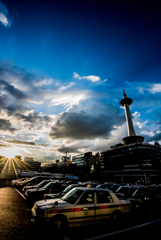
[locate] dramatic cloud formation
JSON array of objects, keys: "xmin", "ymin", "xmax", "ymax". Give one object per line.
[
  {"xmin": 0, "ymin": 60, "xmax": 161, "ymax": 161},
  {"xmin": 49, "ymin": 103, "xmax": 125, "ymax": 140}
]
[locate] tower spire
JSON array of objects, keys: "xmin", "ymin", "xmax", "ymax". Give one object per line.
[{"xmin": 120, "ymin": 90, "xmax": 144, "ymax": 145}]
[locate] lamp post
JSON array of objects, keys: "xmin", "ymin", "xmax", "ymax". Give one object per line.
[{"xmin": 64, "ymin": 151, "xmax": 68, "ymax": 179}]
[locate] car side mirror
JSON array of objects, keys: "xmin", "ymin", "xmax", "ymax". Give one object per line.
[{"xmin": 53, "ymin": 201, "xmax": 58, "ymax": 207}]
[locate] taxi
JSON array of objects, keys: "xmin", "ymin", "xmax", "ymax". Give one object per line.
[{"xmin": 31, "ymin": 187, "xmax": 131, "ymax": 230}]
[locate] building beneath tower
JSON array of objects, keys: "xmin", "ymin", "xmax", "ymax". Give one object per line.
[
  {"xmin": 100, "ymin": 142, "xmax": 161, "ymax": 184},
  {"xmin": 100, "ymin": 90, "xmax": 161, "ymax": 184}
]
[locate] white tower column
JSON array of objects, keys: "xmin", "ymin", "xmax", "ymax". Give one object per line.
[
  {"xmin": 123, "ymin": 90, "xmax": 136, "ymax": 136},
  {"xmin": 120, "ymin": 89, "xmax": 144, "ymax": 145}
]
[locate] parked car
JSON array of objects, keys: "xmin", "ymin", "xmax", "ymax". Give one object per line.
[
  {"xmin": 25, "ymin": 181, "xmax": 69, "ymax": 205},
  {"xmin": 96, "ymin": 183, "xmax": 126, "ymax": 192},
  {"xmin": 115, "ymin": 186, "xmax": 140, "ymax": 199},
  {"xmin": 22, "ymin": 179, "xmax": 53, "ymax": 193},
  {"xmin": 31, "ymin": 187, "xmax": 131, "ymax": 231},
  {"xmin": 11, "ymin": 178, "xmax": 29, "ymax": 186},
  {"xmin": 44, "ymin": 184, "xmax": 80, "ymax": 200},
  {"xmin": 128, "ymin": 187, "xmax": 161, "ymax": 216},
  {"xmin": 15, "ymin": 176, "xmax": 54, "ymax": 191}
]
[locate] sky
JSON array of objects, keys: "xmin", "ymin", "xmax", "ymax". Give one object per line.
[{"xmin": 0, "ymin": 0, "xmax": 161, "ymax": 164}]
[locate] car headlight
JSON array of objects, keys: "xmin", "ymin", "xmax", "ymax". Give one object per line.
[{"xmin": 144, "ymin": 197, "xmax": 149, "ymax": 201}]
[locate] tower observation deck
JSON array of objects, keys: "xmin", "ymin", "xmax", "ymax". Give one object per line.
[{"xmin": 120, "ymin": 89, "xmax": 144, "ymax": 145}]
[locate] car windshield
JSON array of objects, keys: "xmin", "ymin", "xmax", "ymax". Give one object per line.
[
  {"xmin": 42, "ymin": 182, "xmax": 55, "ymax": 190},
  {"xmin": 37, "ymin": 181, "xmax": 49, "ymax": 188},
  {"xmin": 62, "ymin": 185, "xmax": 76, "ymax": 193},
  {"xmin": 62, "ymin": 189, "xmax": 83, "ymax": 204},
  {"xmin": 116, "ymin": 187, "xmax": 129, "ymax": 194},
  {"xmin": 23, "ymin": 177, "xmax": 36, "ymax": 183},
  {"xmin": 132, "ymin": 189, "xmax": 139, "ymax": 196}
]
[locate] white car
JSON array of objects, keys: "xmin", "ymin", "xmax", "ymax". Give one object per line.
[
  {"xmin": 31, "ymin": 187, "xmax": 131, "ymax": 230},
  {"xmin": 11, "ymin": 178, "xmax": 28, "ymax": 186}
]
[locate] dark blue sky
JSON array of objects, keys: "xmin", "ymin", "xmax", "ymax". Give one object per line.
[
  {"xmin": 0, "ymin": 0, "xmax": 161, "ymax": 162},
  {"xmin": 1, "ymin": 0, "xmax": 161, "ymax": 82}
]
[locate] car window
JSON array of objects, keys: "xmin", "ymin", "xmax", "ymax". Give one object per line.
[
  {"xmin": 62, "ymin": 189, "xmax": 83, "ymax": 204},
  {"xmin": 132, "ymin": 189, "xmax": 139, "ymax": 196},
  {"xmin": 116, "ymin": 187, "xmax": 129, "ymax": 194},
  {"xmin": 37, "ymin": 180, "xmax": 48, "ymax": 187},
  {"xmin": 63, "ymin": 185, "xmax": 75, "ymax": 193},
  {"xmin": 43, "ymin": 182, "xmax": 55, "ymax": 190},
  {"xmin": 78, "ymin": 191, "xmax": 94, "ymax": 204},
  {"xmin": 96, "ymin": 191, "xmax": 113, "ymax": 203}
]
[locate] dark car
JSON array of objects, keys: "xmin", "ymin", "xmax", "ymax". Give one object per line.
[
  {"xmin": 44, "ymin": 184, "xmax": 80, "ymax": 200},
  {"xmin": 15, "ymin": 176, "xmax": 54, "ymax": 191},
  {"xmin": 128, "ymin": 187, "xmax": 161, "ymax": 216},
  {"xmin": 115, "ymin": 186, "xmax": 140, "ymax": 199},
  {"xmin": 25, "ymin": 181, "xmax": 69, "ymax": 205},
  {"xmin": 22, "ymin": 179, "xmax": 53, "ymax": 193},
  {"xmin": 96, "ymin": 183, "xmax": 125, "ymax": 192}
]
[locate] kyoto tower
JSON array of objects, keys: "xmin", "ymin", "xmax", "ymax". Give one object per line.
[{"xmin": 119, "ymin": 89, "xmax": 144, "ymax": 145}]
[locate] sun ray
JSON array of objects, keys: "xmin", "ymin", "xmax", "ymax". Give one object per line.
[
  {"xmin": 11, "ymin": 158, "xmax": 19, "ymax": 179},
  {"xmin": 1, "ymin": 158, "xmax": 10, "ymax": 178}
]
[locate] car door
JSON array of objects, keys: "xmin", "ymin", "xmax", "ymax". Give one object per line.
[
  {"xmin": 49, "ymin": 183, "xmax": 60, "ymax": 193},
  {"xmin": 95, "ymin": 190, "xmax": 117, "ymax": 224},
  {"xmin": 73, "ymin": 190, "xmax": 95, "ymax": 226}
]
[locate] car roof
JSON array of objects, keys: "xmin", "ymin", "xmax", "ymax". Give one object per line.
[{"xmin": 72, "ymin": 187, "xmax": 112, "ymax": 192}]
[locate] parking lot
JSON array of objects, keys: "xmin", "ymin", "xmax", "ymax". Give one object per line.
[{"xmin": 1, "ymin": 178, "xmax": 161, "ymax": 240}]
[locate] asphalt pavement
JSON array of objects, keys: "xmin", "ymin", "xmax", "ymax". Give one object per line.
[{"xmin": 0, "ymin": 179, "xmax": 65, "ymax": 240}]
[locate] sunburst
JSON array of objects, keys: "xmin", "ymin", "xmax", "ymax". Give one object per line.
[{"xmin": 0, "ymin": 155, "xmax": 33, "ymax": 179}]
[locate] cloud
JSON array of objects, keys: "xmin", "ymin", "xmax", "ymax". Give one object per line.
[
  {"xmin": 0, "ymin": 119, "xmax": 17, "ymax": 133},
  {"xmin": 0, "ymin": 62, "xmax": 92, "ymax": 110},
  {"xmin": 53, "ymin": 123, "xmax": 128, "ymax": 155},
  {"xmin": 0, "ymin": 143, "xmax": 11, "ymax": 148},
  {"xmin": 73, "ymin": 72, "xmax": 101, "ymax": 82},
  {"xmin": 34, "ymin": 78, "xmax": 53, "ymax": 86},
  {"xmin": 148, "ymin": 84, "xmax": 161, "ymax": 94},
  {"xmin": 0, "ymin": 2, "xmax": 11, "ymax": 27},
  {"xmin": 49, "ymin": 102, "xmax": 125, "ymax": 141},
  {"xmin": 58, "ymin": 82, "xmax": 75, "ymax": 91},
  {"xmin": 0, "ymin": 79, "xmax": 27, "ymax": 99},
  {"xmin": 4, "ymin": 139, "xmax": 47, "ymax": 147}
]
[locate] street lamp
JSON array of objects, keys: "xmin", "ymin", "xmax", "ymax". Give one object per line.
[{"xmin": 64, "ymin": 151, "xmax": 68, "ymax": 179}]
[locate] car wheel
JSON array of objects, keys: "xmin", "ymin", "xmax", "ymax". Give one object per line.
[
  {"xmin": 111, "ymin": 211, "xmax": 122, "ymax": 226},
  {"xmin": 51, "ymin": 216, "xmax": 67, "ymax": 232}
]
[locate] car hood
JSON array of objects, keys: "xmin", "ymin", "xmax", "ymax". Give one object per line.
[
  {"xmin": 45, "ymin": 193, "xmax": 60, "ymax": 198},
  {"xmin": 35, "ymin": 198, "xmax": 71, "ymax": 209},
  {"xmin": 25, "ymin": 185, "xmax": 38, "ymax": 189},
  {"xmin": 127, "ymin": 198, "xmax": 140, "ymax": 202},
  {"xmin": 28, "ymin": 188, "xmax": 46, "ymax": 193},
  {"xmin": 119, "ymin": 199, "xmax": 131, "ymax": 204}
]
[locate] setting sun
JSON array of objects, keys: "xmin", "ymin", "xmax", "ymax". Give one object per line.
[{"xmin": 0, "ymin": 147, "xmax": 23, "ymax": 159}]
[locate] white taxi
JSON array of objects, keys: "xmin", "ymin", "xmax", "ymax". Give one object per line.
[{"xmin": 31, "ymin": 187, "xmax": 131, "ymax": 230}]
